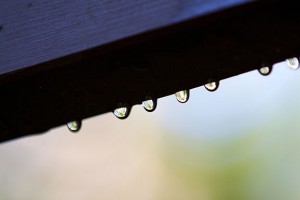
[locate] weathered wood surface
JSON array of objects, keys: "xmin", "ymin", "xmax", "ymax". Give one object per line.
[
  {"xmin": 1, "ymin": 0, "xmax": 300, "ymax": 142},
  {"xmin": 0, "ymin": 0, "xmax": 250, "ymax": 75}
]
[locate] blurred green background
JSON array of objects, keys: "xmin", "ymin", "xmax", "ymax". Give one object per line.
[{"xmin": 1, "ymin": 61, "xmax": 300, "ymax": 200}]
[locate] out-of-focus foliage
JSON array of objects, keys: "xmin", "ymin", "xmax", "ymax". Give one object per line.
[{"xmin": 1, "ymin": 62, "xmax": 300, "ymax": 200}]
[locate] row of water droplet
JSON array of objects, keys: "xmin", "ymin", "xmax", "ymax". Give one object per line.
[
  {"xmin": 67, "ymin": 57, "xmax": 299, "ymax": 132},
  {"xmin": 259, "ymin": 57, "xmax": 299, "ymax": 76}
]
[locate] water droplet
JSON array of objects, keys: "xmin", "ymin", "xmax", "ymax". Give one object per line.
[
  {"xmin": 142, "ymin": 98, "xmax": 157, "ymax": 112},
  {"xmin": 258, "ymin": 66, "xmax": 272, "ymax": 76},
  {"xmin": 175, "ymin": 90, "xmax": 189, "ymax": 103},
  {"xmin": 204, "ymin": 80, "xmax": 219, "ymax": 92},
  {"xmin": 286, "ymin": 57, "xmax": 299, "ymax": 70},
  {"xmin": 67, "ymin": 120, "xmax": 81, "ymax": 133},
  {"xmin": 113, "ymin": 106, "xmax": 130, "ymax": 119}
]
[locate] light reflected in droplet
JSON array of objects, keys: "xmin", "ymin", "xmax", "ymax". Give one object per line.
[
  {"xmin": 258, "ymin": 66, "xmax": 272, "ymax": 76},
  {"xmin": 142, "ymin": 98, "xmax": 157, "ymax": 112},
  {"xmin": 67, "ymin": 121, "xmax": 81, "ymax": 133},
  {"xmin": 286, "ymin": 57, "xmax": 299, "ymax": 70},
  {"xmin": 175, "ymin": 90, "xmax": 189, "ymax": 103},
  {"xmin": 204, "ymin": 81, "xmax": 219, "ymax": 92},
  {"xmin": 113, "ymin": 106, "xmax": 130, "ymax": 119}
]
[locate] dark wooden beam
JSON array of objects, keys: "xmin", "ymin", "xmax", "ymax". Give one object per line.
[
  {"xmin": 1, "ymin": 0, "xmax": 300, "ymax": 142},
  {"xmin": 0, "ymin": 0, "xmax": 251, "ymax": 75}
]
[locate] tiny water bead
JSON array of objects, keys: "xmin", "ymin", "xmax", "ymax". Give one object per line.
[
  {"xmin": 204, "ymin": 80, "xmax": 219, "ymax": 92},
  {"xmin": 67, "ymin": 121, "xmax": 82, "ymax": 133},
  {"xmin": 175, "ymin": 90, "xmax": 189, "ymax": 103},
  {"xmin": 142, "ymin": 98, "xmax": 157, "ymax": 112},
  {"xmin": 258, "ymin": 66, "xmax": 272, "ymax": 76},
  {"xmin": 113, "ymin": 106, "xmax": 130, "ymax": 119},
  {"xmin": 286, "ymin": 57, "xmax": 299, "ymax": 70}
]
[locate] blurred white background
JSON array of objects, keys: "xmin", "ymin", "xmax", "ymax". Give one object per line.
[{"xmin": 1, "ymin": 61, "xmax": 300, "ymax": 200}]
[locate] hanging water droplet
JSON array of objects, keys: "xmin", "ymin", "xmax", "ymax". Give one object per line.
[
  {"xmin": 142, "ymin": 98, "xmax": 157, "ymax": 112},
  {"xmin": 258, "ymin": 66, "xmax": 272, "ymax": 76},
  {"xmin": 113, "ymin": 106, "xmax": 130, "ymax": 119},
  {"xmin": 67, "ymin": 120, "xmax": 82, "ymax": 133},
  {"xmin": 175, "ymin": 90, "xmax": 189, "ymax": 103},
  {"xmin": 286, "ymin": 57, "xmax": 299, "ymax": 70},
  {"xmin": 204, "ymin": 80, "xmax": 219, "ymax": 92}
]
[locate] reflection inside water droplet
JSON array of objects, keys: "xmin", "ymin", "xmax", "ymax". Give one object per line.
[
  {"xmin": 113, "ymin": 106, "xmax": 130, "ymax": 119},
  {"xmin": 175, "ymin": 90, "xmax": 189, "ymax": 103},
  {"xmin": 142, "ymin": 98, "xmax": 157, "ymax": 112},
  {"xmin": 286, "ymin": 58, "xmax": 299, "ymax": 70},
  {"xmin": 204, "ymin": 80, "xmax": 219, "ymax": 92},
  {"xmin": 67, "ymin": 121, "xmax": 82, "ymax": 133},
  {"xmin": 258, "ymin": 66, "xmax": 272, "ymax": 76}
]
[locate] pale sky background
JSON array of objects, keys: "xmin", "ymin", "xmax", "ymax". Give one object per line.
[{"xmin": 1, "ymin": 60, "xmax": 300, "ymax": 200}]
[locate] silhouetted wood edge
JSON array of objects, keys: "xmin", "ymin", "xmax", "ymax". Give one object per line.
[{"xmin": 1, "ymin": 0, "xmax": 300, "ymax": 142}]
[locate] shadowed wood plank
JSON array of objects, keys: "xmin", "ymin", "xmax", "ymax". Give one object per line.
[
  {"xmin": 1, "ymin": 0, "xmax": 300, "ymax": 142},
  {"xmin": 0, "ymin": 0, "xmax": 250, "ymax": 74}
]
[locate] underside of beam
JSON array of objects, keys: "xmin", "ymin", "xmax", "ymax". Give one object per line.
[{"xmin": 0, "ymin": 0, "xmax": 299, "ymax": 142}]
